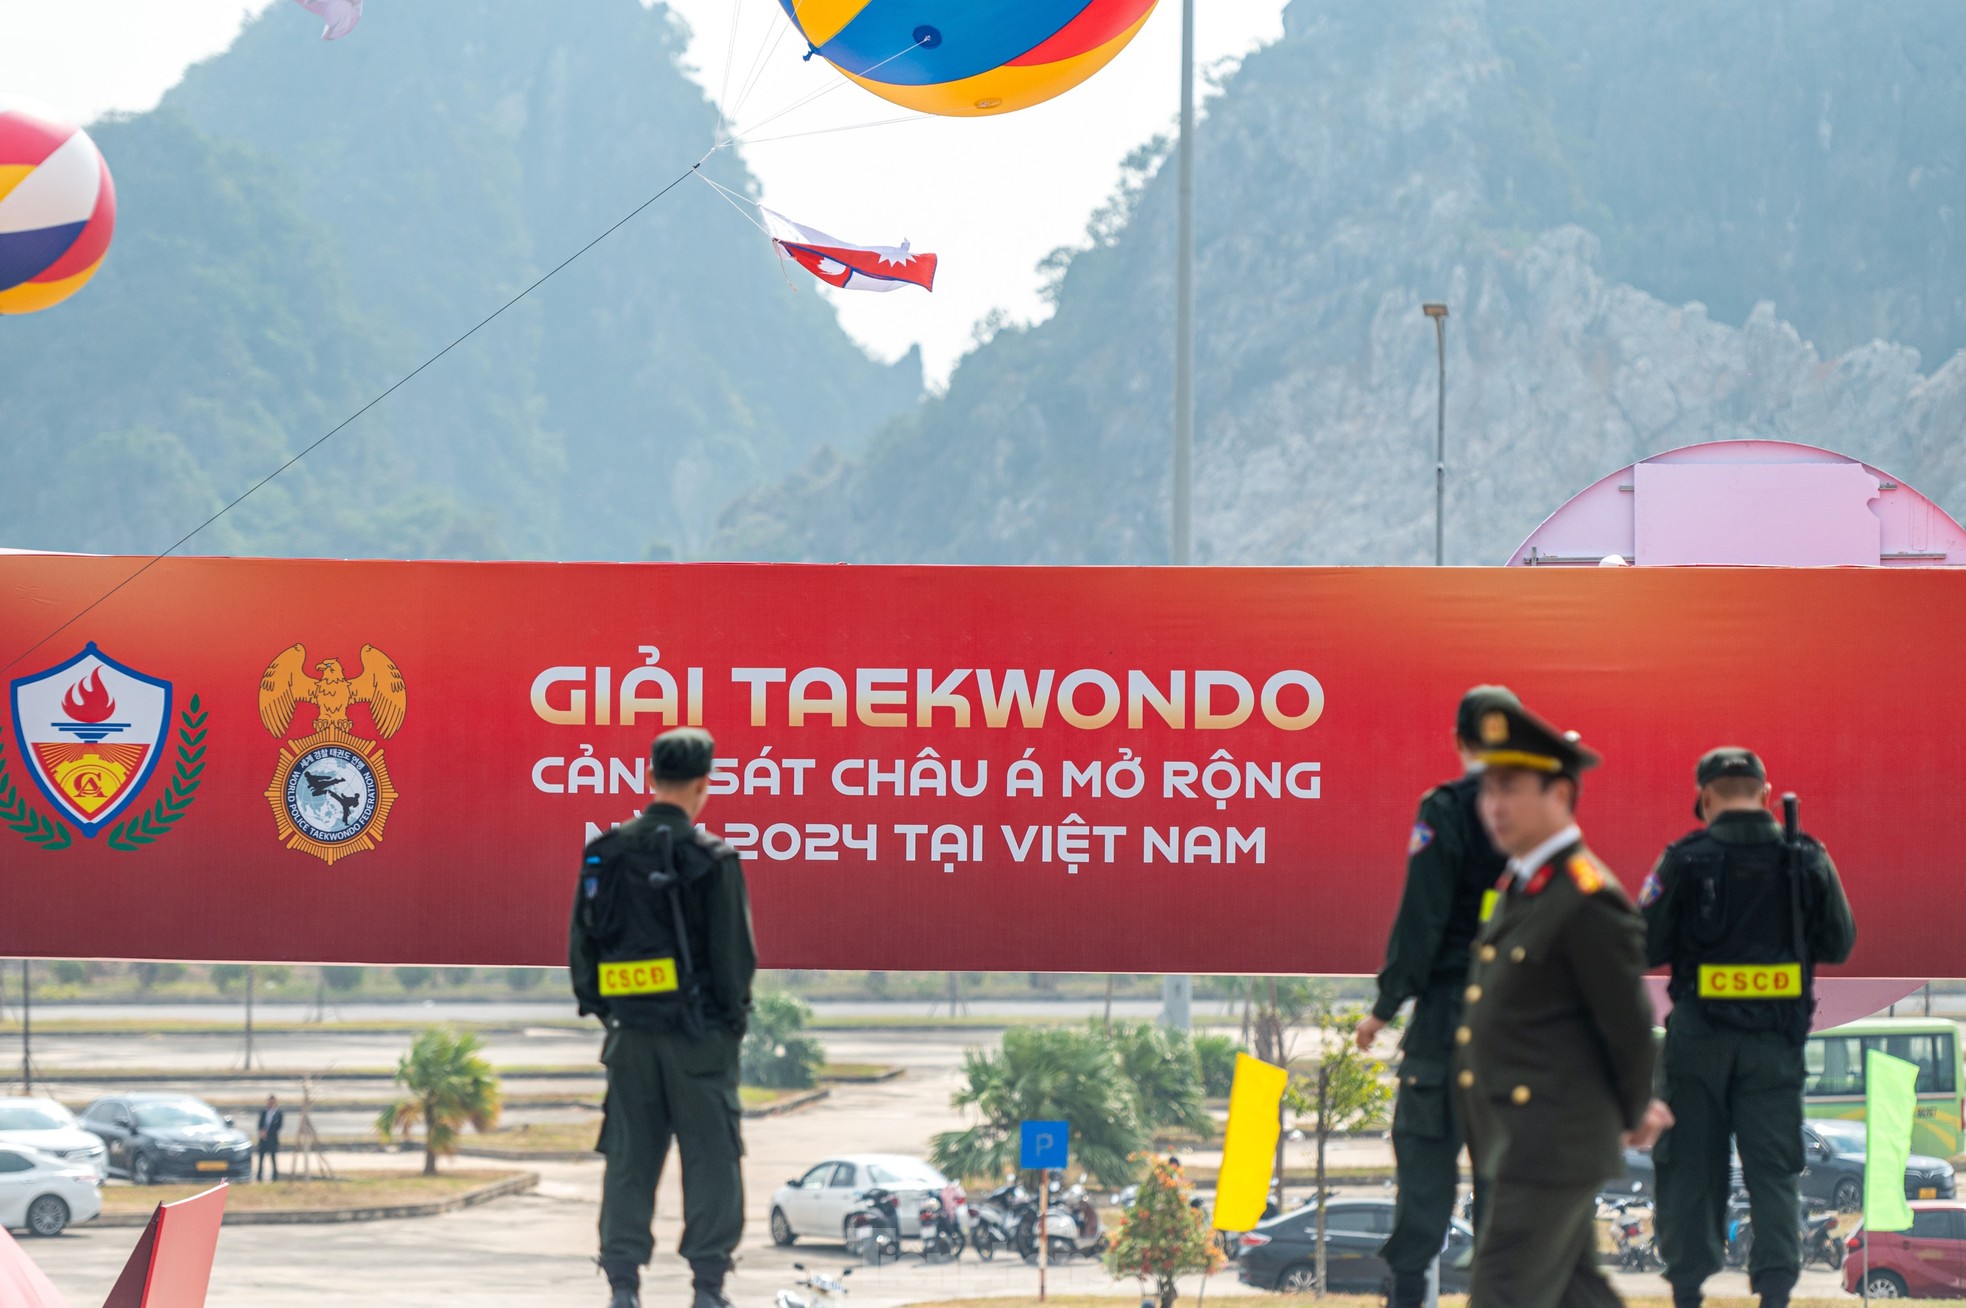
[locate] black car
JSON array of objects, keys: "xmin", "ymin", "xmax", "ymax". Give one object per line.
[
  {"xmin": 1235, "ymin": 1197, "xmax": 1473, "ymax": 1295},
  {"xmin": 1803, "ymin": 1119, "xmax": 1957, "ymax": 1211},
  {"xmin": 79, "ymin": 1094, "xmax": 253, "ymax": 1185},
  {"xmin": 1602, "ymin": 1146, "xmax": 1742, "ymax": 1201}
]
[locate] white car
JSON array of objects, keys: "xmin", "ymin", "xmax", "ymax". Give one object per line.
[
  {"xmin": 0, "ymin": 1098, "xmax": 107, "ymax": 1178},
  {"xmin": 769, "ymin": 1154, "xmax": 949, "ymax": 1247},
  {"xmin": 0, "ymin": 1144, "xmax": 103, "ymax": 1237}
]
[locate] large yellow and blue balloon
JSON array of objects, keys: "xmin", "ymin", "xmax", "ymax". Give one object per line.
[
  {"xmin": 779, "ymin": 0, "xmax": 1160, "ymax": 117},
  {"xmin": 0, "ymin": 96, "xmax": 116, "ymax": 315}
]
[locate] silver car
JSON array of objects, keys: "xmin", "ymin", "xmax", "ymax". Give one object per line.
[
  {"xmin": 769, "ymin": 1154, "xmax": 949, "ymax": 1246},
  {"xmin": 0, "ymin": 1098, "xmax": 107, "ymax": 1178}
]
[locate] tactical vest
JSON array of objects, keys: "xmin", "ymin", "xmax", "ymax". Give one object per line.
[
  {"xmin": 1437, "ymin": 775, "xmax": 1509, "ymax": 974},
  {"xmin": 1664, "ymin": 830, "xmax": 1813, "ymax": 1042},
  {"xmin": 578, "ymin": 817, "xmax": 714, "ymax": 1034}
]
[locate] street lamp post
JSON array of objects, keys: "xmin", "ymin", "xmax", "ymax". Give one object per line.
[{"xmin": 1423, "ymin": 303, "xmax": 1448, "ymax": 566}]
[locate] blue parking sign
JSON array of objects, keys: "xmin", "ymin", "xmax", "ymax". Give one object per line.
[{"xmin": 1020, "ymin": 1119, "xmax": 1069, "ymax": 1171}]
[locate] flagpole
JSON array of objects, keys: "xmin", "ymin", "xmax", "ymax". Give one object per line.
[{"xmin": 1159, "ymin": 0, "xmax": 1198, "ymax": 1044}]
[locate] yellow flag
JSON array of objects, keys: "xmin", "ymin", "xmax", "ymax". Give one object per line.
[{"xmin": 1212, "ymin": 1053, "xmax": 1289, "ymax": 1231}]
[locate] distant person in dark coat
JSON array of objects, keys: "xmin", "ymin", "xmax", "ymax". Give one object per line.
[{"xmin": 256, "ymin": 1094, "xmax": 285, "ymax": 1181}]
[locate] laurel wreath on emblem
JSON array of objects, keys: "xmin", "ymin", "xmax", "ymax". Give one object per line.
[
  {"xmin": 106, "ymin": 696, "xmax": 208, "ymax": 852},
  {"xmin": 0, "ymin": 740, "xmax": 73, "ymax": 851},
  {"xmin": 0, "ymin": 696, "xmax": 207, "ymax": 853}
]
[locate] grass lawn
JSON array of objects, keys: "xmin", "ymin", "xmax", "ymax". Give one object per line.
[
  {"xmin": 97, "ymin": 1169, "xmax": 524, "ymax": 1214},
  {"xmin": 463, "ymin": 1122, "xmax": 599, "ymax": 1153},
  {"xmin": 817, "ymin": 1062, "xmax": 896, "ymax": 1079}
]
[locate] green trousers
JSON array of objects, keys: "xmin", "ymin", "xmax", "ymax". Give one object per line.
[
  {"xmin": 1470, "ymin": 1178, "xmax": 1621, "ymax": 1308},
  {"xmin": 1654, "ymin": 1014, "xmax": 1804, "ymax": 1299},
  {"xmin": 598, "ymin": 1023, "xmax": 746, "ymax": 1271},
  {"xmin": 1382, "ymin": 985, "xmax": 1476, "ymax": 1276}
]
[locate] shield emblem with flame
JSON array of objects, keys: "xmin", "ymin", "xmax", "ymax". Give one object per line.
[{"xmin": 9, "ymin": 643, "xmax": 172, "ymax": 837}]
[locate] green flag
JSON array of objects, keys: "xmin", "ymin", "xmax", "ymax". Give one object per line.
[{"xmin": 1864, "ymin": 1049, "xmax": 1919, "ymax": 1234}]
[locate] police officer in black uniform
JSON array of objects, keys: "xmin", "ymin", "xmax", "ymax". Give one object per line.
[
  {"xmin": 570, "ymin": 728, "xmax": 758, "ymax": 1308},
  {"xmin": 1644, "ymin": 748, "xmax": 1856, "ymax": 1308},
  {"xmin": 1455, "ymin": 698, "xmax": 1671, "ymax": 1308},
  {"xmin": 1355, "ymin": 686, "xmax": 1518, "ymax": 1308}
]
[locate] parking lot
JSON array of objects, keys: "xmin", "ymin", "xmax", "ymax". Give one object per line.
[{"xmin": 13, "ymin": 1016, "xmax": 1856, "ymax": 1306}]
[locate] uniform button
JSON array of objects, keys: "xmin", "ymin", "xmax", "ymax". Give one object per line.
[
  {"xmin": 1512, "ymin": 1085, "xmax": 1531, "ymax": 1105},
  {"xmin": 1510, "ymin": 947, "xmax": 1527, "ymax": 963},
  {"xmin": 1455, "ymin": 1026, "xmax": 1472, "ymax": 1046},
  {"xmin": 1405, "ymin": 1076, "xmax": 1417, "ymax": 1086},
  {"xmin": 1465, "ymin": 984, "xmax": 1482, "ymax": 1003},
  {"xmin": 1478, "ymin": 945, "xmax": 1497, "ymax": 963},
  {"xmin": 1458, "ymin": 1070, "xmax": 1475, "ymax": 1089}
]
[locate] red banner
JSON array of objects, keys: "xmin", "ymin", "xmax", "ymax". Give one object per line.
[{"xmin": 0, "ymin": 556, "xmax": 1953, "ymax": 976}]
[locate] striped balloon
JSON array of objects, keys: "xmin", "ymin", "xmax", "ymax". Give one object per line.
[
  {"xmin": 0, "ymin": 96, "xmax": 116, "ymax": 315},
  {"xmin": 778, "ymin": 0, "xmax": 1160, "ymax": 117}
]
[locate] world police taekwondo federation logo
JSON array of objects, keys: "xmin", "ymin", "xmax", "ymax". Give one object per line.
[
  {"xmin": 258, "ymin": 642, "xmax": 407, "ymax": 866},
  {"xmin": 3, "ymin": 643, "xmax": 207, "ymax": 853}
]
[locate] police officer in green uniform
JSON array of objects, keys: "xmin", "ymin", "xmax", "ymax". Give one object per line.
[
  {"xmin": 1355, "ymin": 686, "xmax": 1518, "ymax": 1308},
  {"xmin": 570, "ymin": 728, "xmax": 758, "ymax": 1308},
  {"xmin": 1455, "ymin": 699, "xmax": 1672, "ymax": 1308},
  {"xmin": 1643, "ymin": 748, "xmax": 1856, "ymax": 1308}
]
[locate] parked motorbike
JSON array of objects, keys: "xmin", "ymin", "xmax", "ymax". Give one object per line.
[
  {"xmin": 775, "ymin": 1264, "xmax": 852, "ymax": 1308},
  {"xmin": 844, "ymin": 1188, "xmax": 904, "ymax": 1265},
  {"xmin": 919, "ymin": 1188, "xmax": 968, "ymax": 1263},
  {"xmin": 969, "ymin": 1182, "xmax": 1025, "ymax": 1262},
  {"xmin": 1603, "ymin": 1198, "xmax": 1661, "ymax": 1272},
  {"xmin": 1802, "ymin": 1210, "xmax": 1844, "ymax": 1270},
  {"xmin": 1060, "ymin": 1183, "xmax": 1109, "ymax": 1258},
  {"xmin": 1016, "ymin": 1180, "xmax": 1101, "ymax": 1263},
  {"xmin": 1723, "ymin": 1196, "xmax": 1753, "ymax": 1269}
]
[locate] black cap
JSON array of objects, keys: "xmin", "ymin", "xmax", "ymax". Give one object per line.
[
  {"xmin": 651, "ymin": 727, "xmax": 716, "ymax": 782},
  {"xmin": 1694, "ymin": 746, "xmax": 1766, "ymax": 817},
  {"xmin": 1455, "ymin": 685, "xmax": 1522, "ymax": 745},
  {"xmin": 1471, "ymin": 699, "xmax": 1601, "ymax": 776}
]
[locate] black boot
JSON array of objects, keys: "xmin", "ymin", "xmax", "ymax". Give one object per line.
[
  {"xmin": 690, "ymin": 1257, "xmax": 734, "ymax": 1308},
  {"xmin": 600, "ymin": 1259, "xmax": 640, "ymax": 1308},
  {"xmin": 1670, "ymin": 1286, "xmax": 1702, "ymax": 1308},
  {"xmin": 1388, "ymin": 1270, "xmax": 1428, "ymax": 1308},
  {"xmin": 1751, "ymin": 1271, "xmax": 1794, "ymax": 1308}
]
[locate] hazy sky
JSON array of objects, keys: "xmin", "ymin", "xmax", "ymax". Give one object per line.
[{"xmin": 0, "ymin": 0, "xmax": 1287, "ymax": 384}]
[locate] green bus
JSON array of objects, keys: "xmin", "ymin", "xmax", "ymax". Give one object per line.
[{"xmin": 1804, "ymin": 1017, "xmax": 1965, "ymax": 1159}]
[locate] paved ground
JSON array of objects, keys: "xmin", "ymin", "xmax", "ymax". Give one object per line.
[{"xmin": 17, "ymin": 1025, "xmax": 1852, "ymax": 1306}]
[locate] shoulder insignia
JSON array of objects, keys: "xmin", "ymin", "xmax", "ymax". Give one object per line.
[
  {"xmin": 1638, "ymin": 869, "xmax": 1663, "ymax": 906},
  {"xmin": 1567, "ymin": 854, "xmax": 1604, "ymax": 894},
  {"xmin": 1409, "ymin": 822, "xmax": 1435, "ymax": 854}
]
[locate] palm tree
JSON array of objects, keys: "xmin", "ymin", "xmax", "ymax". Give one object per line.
[
  {"xmin": 376, "ymin": 1028, "xmax": 502, "ymax": 1175},
  {"xmin": 930, "ymin": 1026, "xmax": 1146, "ymax": 1187},
  {"xmin": 1099, "ymin": 1021, "xmax": 1213, "ymax": 1137}
]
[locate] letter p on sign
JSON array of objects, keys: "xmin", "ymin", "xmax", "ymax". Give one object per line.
[{"xmin": 1020, "ymin": 1120, "xmax": 1069, "ymax": 1172}]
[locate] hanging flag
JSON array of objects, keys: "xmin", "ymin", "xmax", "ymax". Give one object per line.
[
  {"xmin": 762, "ymin": 208, "xmax": 936, "ymax": 293},
  {"xmin": 1213, "ymin": 1053, "xmax": 1289, "ymax": 1232},
  {"xmin": 1864, "ymin": 1049, "xmax": 1919, "ymax": 1234}
]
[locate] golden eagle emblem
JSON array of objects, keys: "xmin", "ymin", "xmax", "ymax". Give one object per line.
[
  {"xmin": 258, "ymin": 643, "xmax": 406, "ymax": 867},
  {"xmin": 259, "ymin": 644, "xmax": 406, "ymax": 741}
]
